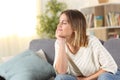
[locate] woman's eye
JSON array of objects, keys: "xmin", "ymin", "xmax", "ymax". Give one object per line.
[
  {"xmin": 62, "ymin": 22, "xmax": 67, "ymax": 24},
  {"xmin": 58, "ymin": 21, "xmax": 68, "ymax": 25}
]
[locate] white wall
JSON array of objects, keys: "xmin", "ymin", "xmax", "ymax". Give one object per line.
[
  {"xmin": 109, "ymin": 0, "xmax": 120, "ymax": 2},
  {"xmin": 40, "ymin": 0, "xmax": 91, "ymax": 12},
  {"xmin": 58, "ymin": 0, "xmax": 90, "ymax": 9},
  {"xmin": 40, "ymin": 0, "xmax": 120, "ymax": 12}
]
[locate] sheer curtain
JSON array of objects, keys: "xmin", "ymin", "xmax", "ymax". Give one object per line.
[{"xmin": 0, "ymin": 0, "xmax": 39, "ymax": 61}]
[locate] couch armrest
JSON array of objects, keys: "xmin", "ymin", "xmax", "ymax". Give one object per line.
[
  {"xmin": 104, "ymin": 38, "xmax": 120, "ymax": 69},
  {"xmin": 29, "ymin": 39, "xmax": 55, "ymax": 65}
]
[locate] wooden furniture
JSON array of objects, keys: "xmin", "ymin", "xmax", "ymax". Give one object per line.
[
  {"xmin": 98, "ymin": 0, "xmax": 109, "ymax": 3},
  {"xmin": 81, "ymin": 3, "xmax": 120, "ymax": 41}
]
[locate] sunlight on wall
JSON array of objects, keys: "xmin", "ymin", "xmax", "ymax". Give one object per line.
[
  {"xmin": 0, "ymin": 0, "xmax": 37, "ymax": 37},
  {"xmin": 0, "ymin": 0, "xmax": 39, "ymax": 62}
]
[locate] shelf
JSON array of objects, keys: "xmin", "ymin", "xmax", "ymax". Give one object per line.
[
  {"xmin": 81, "ymin": 2, "xmax": 120, "ymax": 10},
  {"xmin": 87, "ymin": 26, "xmax": 120, "ymax": 30},
  {"xmin": 82, "ymin": 3, "xmax": 120, "ymax": 41}
]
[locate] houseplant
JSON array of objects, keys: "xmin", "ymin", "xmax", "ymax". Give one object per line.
[{"xmin": 36, "ymin": 0, "xmax": 67, "ymax": 38}]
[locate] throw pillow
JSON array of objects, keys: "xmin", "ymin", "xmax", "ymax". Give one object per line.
[
  {"xmin": 36, "ymin": 49, "xmax": 47, "ymax": 61},
  {"xmin": 0, "ymin": 50, "xmax": 56, "ymax": 80},
  {"xmin": 1, "ymin": 56, "xmax": 14, "ymax": 62}
]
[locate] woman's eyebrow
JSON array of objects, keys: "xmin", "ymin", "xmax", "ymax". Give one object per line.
[{"xmin": 59, "ymin": 19, "xmax": 68, "ymax": 22}]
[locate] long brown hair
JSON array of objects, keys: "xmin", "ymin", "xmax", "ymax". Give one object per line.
[{"xmin": 61, "ymin": 9, "xmax": 88, "ymax": 48}]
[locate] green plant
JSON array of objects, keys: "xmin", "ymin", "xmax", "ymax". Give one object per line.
[{"xmin": 36, "ymin": 0, "xmax": 67, "ymax": 38}]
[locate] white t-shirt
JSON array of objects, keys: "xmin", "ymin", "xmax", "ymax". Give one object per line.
[{"xmin": 53, "ymin": 35, "xmax": 118, "ymax": 76}]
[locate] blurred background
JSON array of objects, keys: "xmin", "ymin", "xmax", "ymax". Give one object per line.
[{"xmin": 0, "ymin": 0, "xmax": 120, "ymax": 62}]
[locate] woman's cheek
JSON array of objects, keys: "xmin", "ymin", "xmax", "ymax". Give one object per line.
[{"xmin": 55, "ymin": 30, "xmax": 58, "ymax": 38}]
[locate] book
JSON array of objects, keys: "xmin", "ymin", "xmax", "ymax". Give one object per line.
[{"xmin": 95, "ymin": 16, "xmax": 103, "ymax": 27}]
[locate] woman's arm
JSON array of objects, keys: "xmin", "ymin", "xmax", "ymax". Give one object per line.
[
  {"xmin": 77, "ymin": 36, "xmax": 117, "ymax": 80},
  {"xmin": 54, "ymin": 38, "xmax": 68, "ymax": 74},
  {"xmin": 77, "ymin": 69, "xmax": 106, "ymax": 80}
]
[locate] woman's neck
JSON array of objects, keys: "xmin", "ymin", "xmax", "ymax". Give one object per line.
[{"xmin": 66, "ymin": 42, "xmax": 79, "ymax": 54}]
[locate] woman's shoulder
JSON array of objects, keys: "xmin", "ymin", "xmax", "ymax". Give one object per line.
[
  {"xmin": 88, "ymin": 35, "xmax": 99, "ymax": 41},
  {"xmin": 87, "ymin": 35, "xmax": 102, "ymax": 45}
]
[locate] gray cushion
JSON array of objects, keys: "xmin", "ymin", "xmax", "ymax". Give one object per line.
[
  {"xmin": 29, "ymin": 39, "xmax": 55, "ymax": 65},
  {"xmin": 0, "ymin": 50, "xmax": 56, "ymax": 80},
  {"xmin": 103, "ymin": 38, "xmax": 120, "ymax": 69}
]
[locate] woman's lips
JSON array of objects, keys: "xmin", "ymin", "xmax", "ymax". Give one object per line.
[{"xmin": 57, "ymin": 28, "xmax": 62, "ymax": 31}]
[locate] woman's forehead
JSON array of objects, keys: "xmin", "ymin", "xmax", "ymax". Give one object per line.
[{"xmin": 59, "ymin": 14, "xmax": 68, "ymax": 21}]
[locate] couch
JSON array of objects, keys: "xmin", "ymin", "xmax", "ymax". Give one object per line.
[
  {"xmin": 0, "ymin": 38, "xmax": 119, "ymax": 80},
  {"xmin": 0, "ymin": 39, "xmax": 56, "ymax": 80},
  {"xmin": 29, "ymin": 39, "xmax": 56, "ymax": 65},
  {"xmin": 29, "ymin": 38, "xmax": 120, "ymax": 69}
]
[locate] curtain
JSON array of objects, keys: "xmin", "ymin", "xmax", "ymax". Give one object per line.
[{"xmin": 0, "ymin": 0, "xmax": 39, "ymax": 61}]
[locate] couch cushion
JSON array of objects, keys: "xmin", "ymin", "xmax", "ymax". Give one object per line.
[
  {"xmin": 29, "ymin": 39, "xmax": 55, "ymax": 65},
  {"xmin": 103, "ymin": 38, "xmax": 120, "ymax": 69}
]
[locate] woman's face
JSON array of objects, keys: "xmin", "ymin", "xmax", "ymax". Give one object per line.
[{"xmin": 56, "ymin": 14, "xmax": 74, "ymax": 39}]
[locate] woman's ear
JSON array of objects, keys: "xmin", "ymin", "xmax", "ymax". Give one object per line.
[
  {"xmin": 73, "ymin": 30, "xmax": 77, "ymax": 34},
  {"xmin": 71, "ymin": 30, "xmax": 76, "ymax": 38}
]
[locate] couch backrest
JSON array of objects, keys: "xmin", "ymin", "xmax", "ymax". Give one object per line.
[
  {"xmin": 103, "ymin": 38, "xmax": 120, "ymax": 69},
  {"xmin": 29, "ymin": 38, "xmax": 120, "ymax": 69},
  {"xmin": 29, "ymin": 39, "xmax": 55, "ymax": 65}
]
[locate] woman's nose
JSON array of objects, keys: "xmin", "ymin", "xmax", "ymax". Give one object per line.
[
  {"xmin": 58, "ymin": 22, "xmax": 63, "ymax": 27},
  {"xmin": 57, "ymin": 24, "xmax": 61, "ymax": 28}
]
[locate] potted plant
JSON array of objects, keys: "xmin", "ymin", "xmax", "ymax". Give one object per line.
[{"xmin": 36, "ymin": 0, "xmax": 67, "ymax": 38}]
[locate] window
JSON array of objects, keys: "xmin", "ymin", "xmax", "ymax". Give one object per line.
[{"xmin": 0, "ymin": 0, "xmax": 37, "ymax": 37}]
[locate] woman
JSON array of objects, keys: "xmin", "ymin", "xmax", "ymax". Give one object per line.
[{"xmin": 53, "ymin": 9, "xmax": 120, "ymax": 80}]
